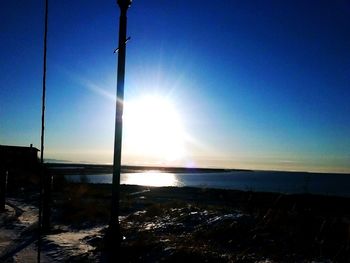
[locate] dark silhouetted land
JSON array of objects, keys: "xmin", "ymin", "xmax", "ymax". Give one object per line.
[{"xmin": 1, "ymin": 178, "xmax": 349, "ymax": 262}]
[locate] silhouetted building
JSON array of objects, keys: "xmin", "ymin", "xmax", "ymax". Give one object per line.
[
  {"xmin": 0, "ymin": 144, "xmax": 39, "ymax": 210},
  {"xmin": 0, "ymin": 144, "xmax": 39, "ymax": 167}
]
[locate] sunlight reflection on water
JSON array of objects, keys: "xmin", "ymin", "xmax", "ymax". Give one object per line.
[
  {"xmin": 64, "ymin": 171, "xmax": 350, "ymax": 197},
  {"xmin": 65, "ymin": 171, "xmax": 182, "ymax": 187},
  {"xmin": 121, "ymin": 171, "xmax": 181, "ymax": 187}
]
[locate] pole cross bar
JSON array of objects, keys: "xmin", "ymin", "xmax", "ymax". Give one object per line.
[{"xmin": 114, "ymin": 36, "xmax": 131, "ymax": 54}]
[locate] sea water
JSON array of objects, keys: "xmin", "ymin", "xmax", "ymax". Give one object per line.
[{"xmin": 64, "ymin": 170, "xmax": 350, "ymax": 197}]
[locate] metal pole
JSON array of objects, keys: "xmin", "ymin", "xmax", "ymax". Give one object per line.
[
  {"xmin": 109, "ymin": 0, "xmax": 131, "ymax": 239},
  {"xmin": 38, "ymin": 0, "xmax": 49, "ymax": 261}
]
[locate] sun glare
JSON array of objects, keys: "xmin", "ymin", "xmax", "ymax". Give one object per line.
[
  {"xmin": 123, "ymin": 96, "xmax": 186, "ymax": 162},
  {"xmin": 121, "ymin": 171, "xmax": 180, "ymax": 187}
]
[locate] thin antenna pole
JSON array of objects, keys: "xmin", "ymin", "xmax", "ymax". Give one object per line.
[{"xmin": 38, "ymin": 0, "xmax": 49, "ymax": 262}]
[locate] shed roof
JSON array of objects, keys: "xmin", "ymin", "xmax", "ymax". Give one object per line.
[{"xmin": 0, "ymin": 145, "xmax": 40, "ymax": 152}]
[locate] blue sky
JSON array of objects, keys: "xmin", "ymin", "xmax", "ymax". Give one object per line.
[{"xmin": 1, "ymin": 0, "xmax": 349, "ymax": 173}]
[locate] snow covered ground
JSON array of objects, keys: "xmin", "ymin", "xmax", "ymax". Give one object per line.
[{"xmin": 0, "ymin": 198, "xmax": 102, "ymax": 262}]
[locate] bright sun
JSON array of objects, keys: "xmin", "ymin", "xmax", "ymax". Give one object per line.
[{"xmin": 123, "ymin": 96, "xmax": 186, "ymax": 162}]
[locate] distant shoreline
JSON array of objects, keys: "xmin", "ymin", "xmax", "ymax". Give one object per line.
[
  {"xmin": 45, "ymin": 163, "xmax": 251, "ymax": 175},
  {"xmin": 45, "ymin": 163, "xmax": 350, "ymax": 176}
]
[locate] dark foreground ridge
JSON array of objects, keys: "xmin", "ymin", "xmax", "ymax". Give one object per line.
[{"xmin": 2, "ymin": 183, "xmax": 349, "ymax": 262}]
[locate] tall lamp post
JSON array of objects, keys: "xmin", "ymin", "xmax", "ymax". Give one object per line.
[{"xmin": 109, "ymin": 0, "xmax": 131, "ymax": 244}]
